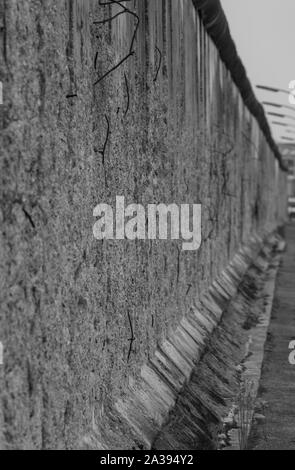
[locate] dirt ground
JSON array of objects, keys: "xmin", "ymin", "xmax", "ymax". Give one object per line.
[{"xmin": 248, "ymin": 224, "xmax": 295, "ymax": 450}]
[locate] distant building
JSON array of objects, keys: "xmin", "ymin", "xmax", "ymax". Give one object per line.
[{"xmin": 279, "ymin": 143, "xmax": 295, "ymax": 197}]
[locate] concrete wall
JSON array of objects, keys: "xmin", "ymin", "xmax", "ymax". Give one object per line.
[{"xmin": 0, "ymin": 0, "xmax": 287, "ymax": 449}]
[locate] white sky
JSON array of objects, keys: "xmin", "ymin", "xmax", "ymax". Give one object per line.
[{"xmin": 221, "ymin": 0, "xmax": 295, "ymax": 143}]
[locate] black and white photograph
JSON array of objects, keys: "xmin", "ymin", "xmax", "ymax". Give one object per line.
[{"xmin": 0, "ymin": 0, "xmax": 295, "ymax": 454}]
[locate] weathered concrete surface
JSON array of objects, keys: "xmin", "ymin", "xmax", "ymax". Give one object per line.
[
  {"xmin": 0, "ymin": 0, "xmax": 287, "ymax": 449},
  {"xmin": 151, "ymin": 233, "xmax": 283, "ymax": 450},
  {"xmin": 249, "ymin": 224, "xmax": 295, "ymax": 450}
]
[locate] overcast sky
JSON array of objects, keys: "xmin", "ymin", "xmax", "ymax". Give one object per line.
[{"xmin": 221, "ymin": 0, "xmax": 295, "ymax": 143}]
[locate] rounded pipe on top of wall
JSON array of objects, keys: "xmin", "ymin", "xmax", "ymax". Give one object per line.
[{"xmin": 192, "ymin": 0, "xmax": 288, "ymax": 172}]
